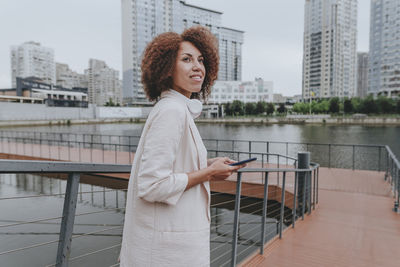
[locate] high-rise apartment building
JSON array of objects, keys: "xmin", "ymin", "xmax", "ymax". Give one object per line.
[
  {"xmin": 10, "ymin": 41, "xmax": 56, "ymax": 88},
  {"xmin": 302, "ymin": 0, "xmax": 357, "ymax": 100},
  {"xmin": 121, "ymin": 0, "xmax": 243, "ymax": 103},
  {"xmin": 218, "ymin": 27, "xmax": 243, "ymax": 81},
  {"xmin": 85, "ymin": 59, "xmax": 122, "ymax": 106},
  {"xmin": 56, "ymin": 63, "xmax": 88, "ymax": 89},
  {"xmin": 369, "ymin": 0, "xmax": 400, "ymax": 97},
  {"xmin": 357, "ymin": 52, "xmax": 369, "ymax": 98}
]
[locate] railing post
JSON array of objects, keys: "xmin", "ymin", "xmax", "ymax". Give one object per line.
[
  {"xmin": 313, "ymin": 169, "xmax": 316, "ymax": 210},
  {"xmin": 297, "ymin": 152, "xmax": 310, "ymax": 218},
  {"xmin": 260, "ymin": 172, "xmax": 269, "ymax": 254},
  {"xmin": 56, "ymin": 173, "xmax": 80, "ymax": 267},
  {"xmin": 293, "ymin": 171, "xmax": 298, "ymax": 228},
  {"xmin": 308, "ymin": 171, "xmax": 312, "ymax": 215},
  {"xmin": 249, "ymin": 141, "xmax": 251, "ymax": 158},
  {"xmin": 317, "ymin": 167, "xmax": 319, "ymax": 204},
  {"xmin": 328, "ymin": 144, "xmax": 331, "ymax": 168},
  {"xmin": 385, "ymin": 150, "xmax": 389, "ymax": 181},
  {"xmin": 286, "ymin": 143, "xmax": 288, "ymax": 165},
  {"xmin": 279, "ymin": 172, "xmax": 286, "ymax": 239},
  {"xmin": 231, "ymin": 172, "xmax": 242, "ymax": 267},
  {"xmin": 378, "ymin": 146, "xmax": 381, "ymax": 172}
]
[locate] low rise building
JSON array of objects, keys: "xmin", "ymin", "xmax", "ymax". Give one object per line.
[
  {"xmin": 208, "ymin": 78, "xmax": 273, "ymax": 104},
  {"xmin": 0, "ymin": 77, "xmax": 88, "ymax": 108}
]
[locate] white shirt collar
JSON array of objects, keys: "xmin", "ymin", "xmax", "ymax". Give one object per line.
[{"xmin": 161, "ymin": 89, "xmax": 203, "ymax": 119}]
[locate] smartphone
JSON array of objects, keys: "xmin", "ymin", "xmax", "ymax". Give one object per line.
[{"xmin": 229, "ymin": 157, "xmax": 257, "ymax": 166}]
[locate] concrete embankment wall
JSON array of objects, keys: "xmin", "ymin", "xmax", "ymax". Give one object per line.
[
  {"xmin": 197, "ymin": 116, "xmax": 400, "ymax": 125},
  {"xmin": 0, "ymin": 102, "xmax": 152, "ymax": 126}
]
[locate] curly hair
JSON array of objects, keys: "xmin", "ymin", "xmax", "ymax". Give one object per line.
[{"xmin": 141, "ymin": 26, "xmax": 219, "ymax": 101}]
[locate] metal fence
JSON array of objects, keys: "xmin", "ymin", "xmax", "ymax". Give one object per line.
[
  {"xmin": 0, "ymin": 154, "xmax": 319, "ymax": 266},
  {"xmin": 0, "ymin": 130, "xmax": 390, "ymax": 170},
  {"xmin": 0, "ymin": 160, "xmax": 131, "ymax": 267}
]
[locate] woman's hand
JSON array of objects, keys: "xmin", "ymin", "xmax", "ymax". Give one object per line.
[
  {"xmin": 208, "ymin": 157, "xmax": 246, "ymax": 181},
  {"xmin": 186, "ymin": 157, "xmax": 246, "ymax": 190}
]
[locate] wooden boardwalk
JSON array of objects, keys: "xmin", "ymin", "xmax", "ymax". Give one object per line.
[
  {"xmin": 1, "ymin": 141, "xmax": 400, "ymax": 266},
  {"xmin": 241, "ymin": 168, "xmax": 400, "ymax": 267}
]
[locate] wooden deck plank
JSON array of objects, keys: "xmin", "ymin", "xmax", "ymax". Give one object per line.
[{"xmin": 242, "ymin": 168, "xmax": 400, "ymax": 267}]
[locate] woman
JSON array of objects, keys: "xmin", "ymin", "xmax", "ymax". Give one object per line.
[{"xmin": 119, "ymin": 26, "xmax": 244, "ymax": 267}]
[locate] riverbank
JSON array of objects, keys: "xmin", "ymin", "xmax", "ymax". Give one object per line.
[
  {"xmin": 196, "ymin": 116, "xmax": 400, "ymax": 125},
  {"xmin": 2, "ymin": 115, "xmax": 400, "ymax": 127}
]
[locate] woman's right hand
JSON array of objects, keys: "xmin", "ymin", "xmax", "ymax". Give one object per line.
[{"xmin": 208, "ymin": 157, "xmax": 245, "ymax": 181}]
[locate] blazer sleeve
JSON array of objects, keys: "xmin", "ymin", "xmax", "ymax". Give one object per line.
[{"xmin": 136, "ymin": 104, "xmax": 189, "ymax": 205}]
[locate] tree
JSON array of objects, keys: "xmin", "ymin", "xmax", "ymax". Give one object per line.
[
  {"xmin": 344, "ymin": 99, "xmax": 353, "ymax": 113},
  {"xmin": 231, "ymin": 100, "xmax": 244, "ymax": 116},
  {"xmin": 244, "ymin": 102, "xmax": 256, "ymax": 115},
  {"xmin": 224, "ymin": 103, "xmax": 232, "ymax": 116},
  {"xmin": 377, "ymin": 96, "xmax": 394, "ymax": 114},
  {"xmin": 255, "ymin": 101, "xmax": 266, "ymax": 114},
  {"xmin": 351, "ymin": 97, "xmax": 362, "ymax": 113},
  {"xmin": 277, "ymin": 103, "xmax": 286, "ymax": 114},
  {"xmin": 360, "ymin": 96, "xmax": 378, "ymax": 114},
  {"xmin": 329, "ymin": 97, "xmax": 340, "ymax": 113},
  {"xmin": 266, "ymin": 103, "xmax": 275, "ymax": 115},
  {"xmin": 397, "ymin": 99, "xmax": 400, "ymax": 114},
  {"xmin": 292, "ymin": 102, "xmax": 308, "ymax": 114},
  {"xmin": 105, "ymin": 98, "xmax": 116, "ymax": 107}
]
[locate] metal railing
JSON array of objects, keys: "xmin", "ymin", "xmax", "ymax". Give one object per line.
[
  {"xmin": 0, "ymin": 155, "xmax": 318, "ymax": 266},
  {"xmin": 385, "ymin": 145, "xmax": 400, "ymax": 212},
  {"xmin": 0, "ymin": 130, "xmax": 391, "ymax": 170},
  {"xmin": 0, "ymin": 160, "xmax": 131, "ymax": 267}
]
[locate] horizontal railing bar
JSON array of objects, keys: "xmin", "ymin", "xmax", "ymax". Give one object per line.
[
  {"xmin": 0, "ymin": 159, "xmax": 131, "ymax": 173},
  {"xmin": 0, "ymin": 130, "xmax": 388, "ymax": 150},
  {"xmin": 207, "ymin": 149, "xmax": 297, "ymax": 161},
  {"xmin": 0, "ymin": 189, "xmax": 127, "ymax": 201}
]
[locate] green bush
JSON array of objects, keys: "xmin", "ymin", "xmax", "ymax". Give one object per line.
[
  {"xmin": 245, "ymin": 102, "xmax": 256, "ymax": 115},
  {"xmin": 231, "ymin": 100, "xmax": 244, "ymax": 116},
  {"xmin": 359, "ymin": 96, "xmax": 378, "ymax": 114},
  {"xmin": 266, "ymin": 103, "xmax": 275, "ymax": 115},
  {"xmin": 329, "ymin": 97, "xmax": 340, "ymax": 113},
  {"xmin": 277, "ymin": 103, "xmax": 286, "ymax": 114},
  {"xmin": 377, "ymin": 96, "xmax": 395, "ymax": 114},
  {"xmin": 344, "ymin": 99, "xmax": 353, "ymax": 113},
  {"xmin": 255, "ymin": 101, "xmax": 267, "ymax": 114}
]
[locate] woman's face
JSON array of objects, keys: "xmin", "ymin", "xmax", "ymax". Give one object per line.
[{"xmin": 172, "ymin": 41, "xmax": 206, "ymax": 98}]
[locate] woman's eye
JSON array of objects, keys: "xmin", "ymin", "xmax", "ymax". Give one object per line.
[
  {"xmin": 183, "ymin": 57, "xmax": 191, "ymax": 62},
  {"xmin": 198, "ymin": 58, "xmax": 204, "ymax": 63}
]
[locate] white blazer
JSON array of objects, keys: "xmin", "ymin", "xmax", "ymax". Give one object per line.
[{"xmin": 120, "ymin": 90, "xmax": 210, "ymax": 267}]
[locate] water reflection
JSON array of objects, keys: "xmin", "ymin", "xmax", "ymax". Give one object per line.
[{"xmin": 5, "ymin": 123, "xmax": 399, "ymax": 157}]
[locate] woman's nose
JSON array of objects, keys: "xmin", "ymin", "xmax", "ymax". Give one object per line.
[{"xmin": 192, "ymin": 61, "xmax": 201, "ymax": 70}]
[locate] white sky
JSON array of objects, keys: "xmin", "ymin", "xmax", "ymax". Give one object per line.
[{"xmin": 0, "ymin": 0, "xmax": 370, "ymax": 96}]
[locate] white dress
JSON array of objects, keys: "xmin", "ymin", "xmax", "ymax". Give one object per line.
[{"xmin": 119, "ymin": 90, "xmax": 210, "ymax": 267}]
